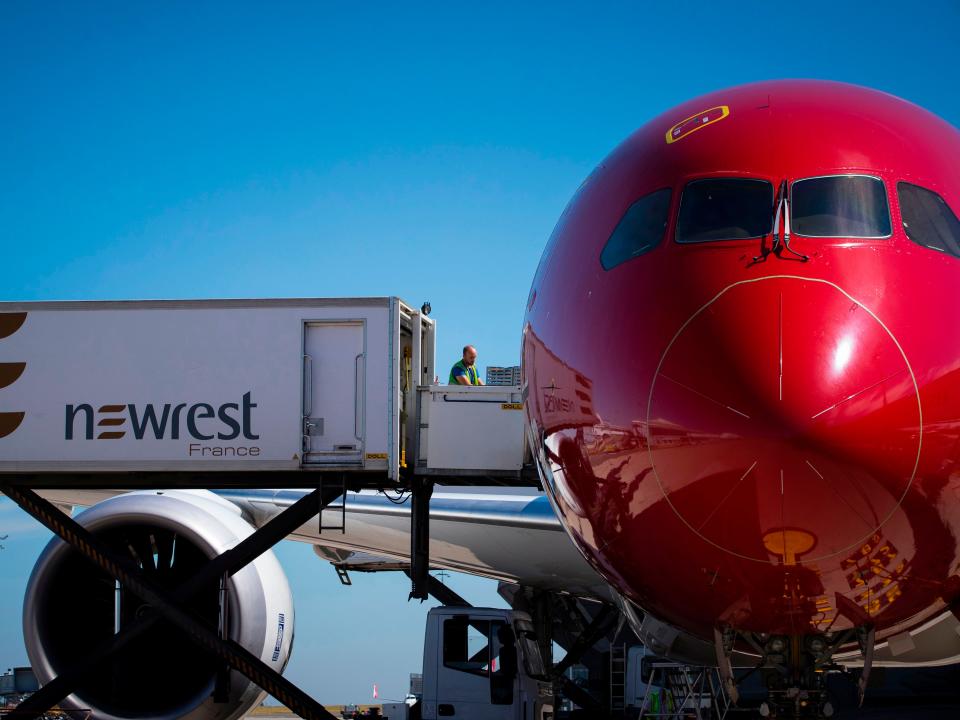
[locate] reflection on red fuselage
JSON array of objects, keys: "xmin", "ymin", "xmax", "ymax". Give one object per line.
[{"xmin": 523, "ymin": 80, "xmax": 960, "ymax": 645}]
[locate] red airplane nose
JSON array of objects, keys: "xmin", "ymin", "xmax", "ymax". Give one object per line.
[{"xmin": 645, "ymin": 275, "xmax": 921, "ymax": 565}]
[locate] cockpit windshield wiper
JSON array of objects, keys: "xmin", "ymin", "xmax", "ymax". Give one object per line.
[
  {"xmin": 753, "ymin": 180, "xmax": 808, "ymax": 263},
  {"xmin": 778, "ymin": 179, "xmax": 808, "ymax": 261}
]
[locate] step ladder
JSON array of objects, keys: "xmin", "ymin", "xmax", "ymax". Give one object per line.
[
  {"xmin": 610, "ymin": 643, "xmax": 626, "ymax": 717},
  {"xmin": 638, "ymin": 662, "xmax": 737, "ymax": 719},
  {"xmin": 317, "ymin": 475, "xmax": 347, "ymax": 533}
]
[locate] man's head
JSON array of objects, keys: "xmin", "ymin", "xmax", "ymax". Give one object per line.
[{"xmin": 462, "ymin": 344, "xmax": 478, "ymax": 367}]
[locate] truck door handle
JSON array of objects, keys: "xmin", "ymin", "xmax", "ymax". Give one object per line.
[
  {"xmin": 438, "ymin": 704, "xmax": 454, "ymax": 716},
  {"xmin": 303, "ymin": 354, "xmax": 313, "ymax": 417},
  {"xmin": 354, "ymin": 353, "xmax": 364, "ymax": 440}
]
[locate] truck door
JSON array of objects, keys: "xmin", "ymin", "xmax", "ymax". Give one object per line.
[
  {"xmin": 302, "ymin": 321, "xmax": 365, "ymax": 465},
  {"xmin": 436, "ymin": 616, "xmax": 516, "ymax": 720}
]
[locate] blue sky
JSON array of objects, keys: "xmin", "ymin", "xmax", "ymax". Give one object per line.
[{"xmin": 2, "ymin": 0, "xmax": 960, "ymax": 706}]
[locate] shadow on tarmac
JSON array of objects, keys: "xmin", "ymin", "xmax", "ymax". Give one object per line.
[
  {"xmin": 726, "ymin": 665, "xmax": 960, "ymax": 718},
  {"xmin": 846, "ymin": 708, "xmax": 960, "ymax": 719}
]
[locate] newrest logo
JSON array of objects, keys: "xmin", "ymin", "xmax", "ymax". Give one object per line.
[
  {"xmin": 0, "ymin": 312, "xmax": 27, "ymax": 439},
  {"xmin": 66, "ymin": 392, "xmax": 260, "ymax": 441}
]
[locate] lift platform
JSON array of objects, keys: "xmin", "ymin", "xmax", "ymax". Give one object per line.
[{"xmin": 0, "ymin": 297, "xmax": 538, "ymax": 720}]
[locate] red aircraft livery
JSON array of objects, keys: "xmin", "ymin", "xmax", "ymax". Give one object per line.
[{"xmin": 523, "ymin": 80, "xmax": 960, "ymax": 676}]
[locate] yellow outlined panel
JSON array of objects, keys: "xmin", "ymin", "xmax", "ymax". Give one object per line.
[{"xmin": 666, "ymin": 105, "xmax": 730, "ymax": 144}]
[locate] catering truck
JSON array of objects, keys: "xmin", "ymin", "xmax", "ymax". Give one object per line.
[
  {"xmin": 383, "ymin": 606, "xmax": 553, "ymax": 720},
  {"xmin": 0, "ymin": 297, "xmax": 526, "ymax": 483}
]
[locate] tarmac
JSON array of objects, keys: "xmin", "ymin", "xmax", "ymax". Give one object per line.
[
  {"xmin": 246, "ymin": 702, "xmax": 960, "ymax": 719},
  {"xmin": 849, "ymin": 709, "xmax": 960, "ymax": 719},
  {"xmin": 246, "ymin": 705, "xmax": 381, "ymax": 720}
]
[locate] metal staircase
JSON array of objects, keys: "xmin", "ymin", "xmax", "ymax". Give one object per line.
[
  {"xmin": 610, "ymin": 644, "xmax": 626, "ymax": 717},
  {"xmin": 317, "ymin": 475, "xmax": 347, "ymax": 533},
  {"xmin": 637, "ymin": 662, "xmax": 736, "ymax": 719}
]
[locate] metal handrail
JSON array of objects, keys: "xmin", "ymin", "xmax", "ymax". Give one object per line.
[{"xmin": 354, "ymin": 353, "xmax": 364, "ymax": 441}]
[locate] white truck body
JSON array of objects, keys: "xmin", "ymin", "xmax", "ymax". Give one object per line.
[
  {"xmin": 0, "ymin": 298, "xmax": 430, "ymax": 480},
  {"xmin": 419, "ymin": 606, "xmax": 553, "ymax": 720},
  {"xmin": 0, "ymin": 297, "xmax": 530, "ymax": 484},
  {"xmin": 417, "ymin": 385, "xmax": 525, "ymax": 474}
]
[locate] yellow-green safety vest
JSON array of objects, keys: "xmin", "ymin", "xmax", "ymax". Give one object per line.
[{"xmin": 449, "ymin": 360, "xmax": 480, "ymax": 385}]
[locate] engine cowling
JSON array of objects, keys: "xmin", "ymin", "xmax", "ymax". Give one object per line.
[{"xmin": 23, "ymin": 489, "xmax": 294, "ymax": 720}]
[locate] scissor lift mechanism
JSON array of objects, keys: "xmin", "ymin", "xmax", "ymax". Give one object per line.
[
  {"xmin": 0, "ymin": 462, "xmax": 537, "ymax": 720},
  {"xmin": 0, "ymin": 480, "xmax": 353, "ymax": 720}
]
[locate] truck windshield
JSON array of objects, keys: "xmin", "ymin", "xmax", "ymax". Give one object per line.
[
  {"xmin": 791, "ymin": 175, "xmax": 891, "ymax": 238},
  {"xmin": 676, "ymin": 178, "xmax": 774, "ymax": 243},
  {"xmin": 514, "ymin": 621, "xmax": 549, "ymax": 680}
]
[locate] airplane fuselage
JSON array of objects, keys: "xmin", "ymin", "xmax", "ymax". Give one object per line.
[{"xmin": 523, "ymin": 80, "xmax": 960, "ymax": 647}]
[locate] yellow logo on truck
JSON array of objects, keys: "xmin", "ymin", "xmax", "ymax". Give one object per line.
[
  {"xmin": 501, "ymin": 403, "xmax": 523, "ymax": 411},
  {"xmin": 0, "ymin": 312, "xmax": 27, "ymax": 439}
]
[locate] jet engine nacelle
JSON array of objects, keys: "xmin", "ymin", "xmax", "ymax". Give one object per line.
[{"xmin": 23, "ymin": 490, "xmax": 294, "ymax": 720}]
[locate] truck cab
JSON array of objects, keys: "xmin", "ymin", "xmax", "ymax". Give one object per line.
[{"xmin": 419, "ymin": 607, "xmax": 553, "ymax": 720}]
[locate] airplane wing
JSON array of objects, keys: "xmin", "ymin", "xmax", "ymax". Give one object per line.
[
  {"xmin": 35, "ymin": 485, "xmax": 610, "ymax": 599},
  {"xmin": 218, "ymin": 486, "xmax": 612, "ymax": 600}
]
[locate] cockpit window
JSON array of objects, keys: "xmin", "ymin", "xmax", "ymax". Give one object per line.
[
  {"xmin": 675, "ymin": 178, "xmax": 774, "ymax": 243},
  {"xmin": 600, "ymin": 188, "xmax": 672, "ymax": 270},
  {"xmin": 791, "ymin": 175, "xmax": 891, "ymax": 238},
  {"xmin": 897, "ymin": 182, "xmax": 960, "ymax": 257}
]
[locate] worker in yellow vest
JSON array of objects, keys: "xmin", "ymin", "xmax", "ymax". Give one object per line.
[{"xmin": 449, "ymin": 345, "xmax": 485, "ymax": 386}]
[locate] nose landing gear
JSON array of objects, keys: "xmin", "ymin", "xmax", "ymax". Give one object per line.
[{"xmin": 717, "ymin": 626, "xmax": 875, "ymax": 719}]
